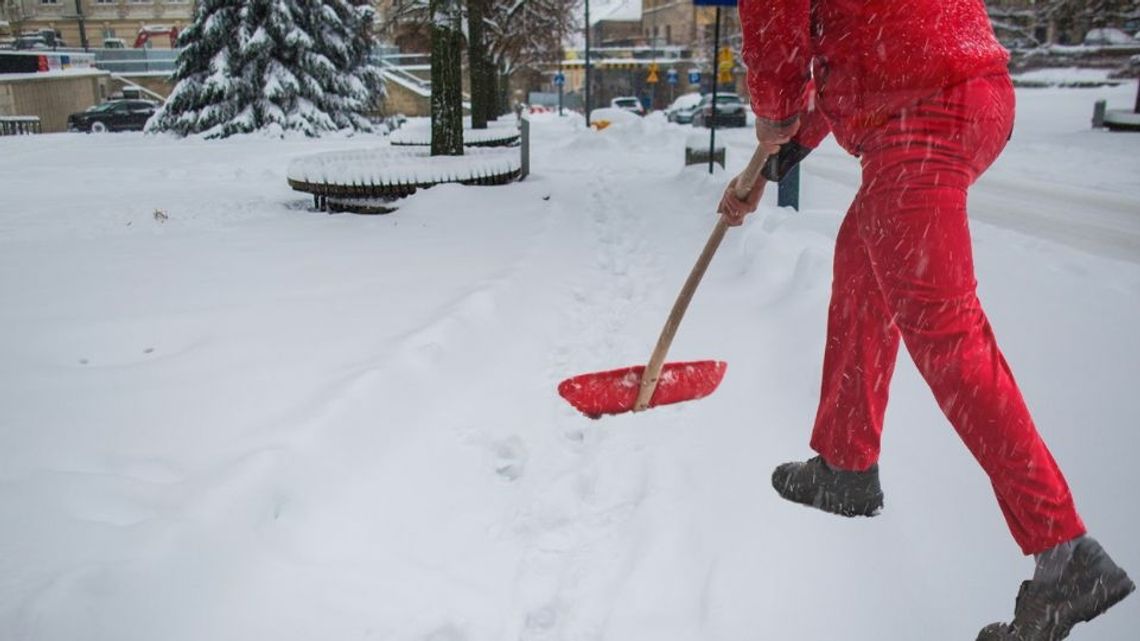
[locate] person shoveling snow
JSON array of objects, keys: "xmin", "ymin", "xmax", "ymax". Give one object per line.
[{"xmin": 720, "ymin": 2, "xmax": 1135, "ymax": 639}]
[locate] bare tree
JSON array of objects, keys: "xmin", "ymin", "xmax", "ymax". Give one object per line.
[
  {"xmin": 381, "ymin": 0, "xmax": 579, "ymax": 116},
  {"xmin": 484, "ymin": 0, "xmax": 579, "ymax": 113},
  {"xmin": 1028, "ymin": 0, "xmax": 1140, "ymax": 41}
]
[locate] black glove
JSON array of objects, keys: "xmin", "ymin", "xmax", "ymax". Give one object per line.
[{"xmin": 762, "ymin": 141, "xmax": 813, "ymax": 182}]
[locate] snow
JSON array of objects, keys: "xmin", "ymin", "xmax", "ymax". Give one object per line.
[
  {"xmin": 1, "ymin": 87, "xmax": 1139, "ymax": 640},
  {"xmin": 287, "ymin": 146, "xmax": 521, "ymax": 186},
  {"xmin": 1105, "ymin": 109, "xmax": 1140, "ymax": 127},
  {"xmin": 589, "ymin": 0, "xmax": 642, "ymax": 25},
  {"xmin": 588, "ymin": 107, "xmax": 642, "ymax": 125},
  {"xmin": 1084, "ymin": 28, "xmax": 1139, "ymax": 46},
  {"xmin": 0, "ymin": 68, "xmax": 106, "ymax": 82},
  {"xmin": 388, "ymin": 122, "xmax": 521, "ymax": 147},
  {"xmin": 379, "ymin": 65, "xmax": 432, "ymax": 97},
  {"xmin": 666, "ymin": 92, "xmax": 703, "ymax": 113},
  {"xmin": 1012, "ymin": 67, "xmax": 1124, "ymax": 87}
]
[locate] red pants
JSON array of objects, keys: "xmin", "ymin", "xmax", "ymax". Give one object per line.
[{"xmin": 809, "ymin": 74, "xmax": 1087, "ymax": 555}]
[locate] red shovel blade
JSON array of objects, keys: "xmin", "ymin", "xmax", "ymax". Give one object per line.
[{"xmin": 558, "ymin": 360, "xmax": 727, "ymax": 418}]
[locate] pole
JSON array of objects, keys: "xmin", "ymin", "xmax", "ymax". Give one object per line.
[
  {"xmin": 585, "ymin": 0, "xmax": 592, "ymax": 127},
  {"xmin": 559, "ymin": 60, "xmax": 564, "ymax": 116},
  {"xmin": 778, "ymin": 164, "xmax": 800, "ymax": 211},
  {"xmin": 73, "ymin": 0, "xmax": 89, "ymax": 51},
  {"xmin": 650, "ymin": 4, "xmax": 657, "ymax": 111},
  {"xmin": 708, "ymin": 7, "xmax": 720, "ymax": 174},
  {"xmin": 1134, "ymin": 77, "xmax": 1139, "ymax": 114}
]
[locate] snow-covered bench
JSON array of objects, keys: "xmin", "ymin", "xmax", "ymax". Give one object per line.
[
  {"xmin": 389, "ymin": 125, "xmax": 521, "ymax": 148},
  {"xmin": 287, "ymin": 146, "xmax": 522, "ymax": 213},
  {"xmin": 287, "ymin": 118, "xmax": 530, "ymax": 214}
]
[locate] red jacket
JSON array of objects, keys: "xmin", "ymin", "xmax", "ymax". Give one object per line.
[{"xmin": 741, "ymin": 0, "xmax": 1009, "ymax": 153}]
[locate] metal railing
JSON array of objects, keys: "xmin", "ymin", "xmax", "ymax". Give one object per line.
[
  {"xmin": 57, "ymin": 47, "xmax": 179, "ymax": 74},
  {"xmin": 0, "ymin": 116, "xmax": 42, "ymax": 136}
]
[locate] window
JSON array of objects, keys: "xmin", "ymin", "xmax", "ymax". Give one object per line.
[{"xmin": 40, "ymin": 0, "xmax": 61, "ymax": 5}]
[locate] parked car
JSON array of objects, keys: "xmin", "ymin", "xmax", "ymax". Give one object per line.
[
  {"xmin": 13, "ymin": 29, "xmax": 65, "ymax": 50},
  {"xmin": 68, "ymin": 100, "xmax": 159, "ymax": 133},
  {"xmin": 610, "ymin": 96, "xmax": 647, "ymax": 116},
  {"xmin": 665, "ymin": 92, "xmax": 704, "ymax": 124},
  {"xmin": 1003, "ymin": 36, "xmax": 1041, "ymax": 50},
  {"xmin": 12, "ymin": 35, "xmax": 50, "ymax": 50},
  {"xmin": 1083, "ymin": 28, "xmax": 1138, "ymax": 46},
  {"xmin": 692, "ymin": 93, "xmax": 749, "ymax": 128}
]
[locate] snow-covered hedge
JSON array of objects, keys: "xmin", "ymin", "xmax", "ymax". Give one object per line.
[
  {"xmin": 287, "ymin": 147, "xmax": 521, "ymax": 198},
  {"xmin": 1104, "ymin": 109, "xmax": 1140, "ymax": 131}
]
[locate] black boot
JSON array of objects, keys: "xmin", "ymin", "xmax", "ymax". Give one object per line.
[
  {"xmin": 977, "ymin": 537, "xmax": 1135, "ymax": 641},
  {"xmin": 770, "ymin": 455, "xmax": 884, "ymax": 517}
]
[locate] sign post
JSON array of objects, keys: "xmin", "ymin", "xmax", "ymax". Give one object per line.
[
  {"xmin": 554, "ymin": 69, "xmax": 566, "ymax": 116},
  {"xmin": 694, "ymin": 0, "xmax": 737, "ymax": 174},
  {"xmin": 585, "ymin": 0, "xmax": 592, "ymax": 127}
]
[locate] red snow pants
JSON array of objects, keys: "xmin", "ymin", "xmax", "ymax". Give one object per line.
[{"xmin": 808, "ymin": 74, "xmax": 1087, "ymax": 555}]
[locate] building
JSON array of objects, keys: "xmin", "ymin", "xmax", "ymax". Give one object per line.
[
  {"xmin": 590, "ymin": 0, "xmax": 643, "ymax": 47},
  {"xmin": 565, "ymin": 1, "xmax": 743, "ymax": 110},
  {"xmin": 2, "ymin": 0, "xmax": 193, "ymax": 49},
  {"xmin": 642, "ymin": 0, "xmax": 740, "ymax": 53}
]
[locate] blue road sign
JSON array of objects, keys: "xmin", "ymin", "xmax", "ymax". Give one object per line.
[
  {"xmin": 553, "ymin": 72, "xmax": 565, "ymax": 87},
  {"xmin": 688, "ymin": 70, "xmax": 701, "ymax": 84},
  {"xmin": 693, "ymin": 0, "xmax": 738, "ymax": 6},
  {"xmin": 666, "ymin": 68, "xmax": 679, "ymax": 85}
]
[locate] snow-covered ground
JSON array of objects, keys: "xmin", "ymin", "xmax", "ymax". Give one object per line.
[{"xmin": 1, "ymin": 84, "xmax": 1138, "ymax": 641}]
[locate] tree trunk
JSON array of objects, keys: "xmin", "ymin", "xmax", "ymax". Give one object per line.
[
  {"xmin": 431, "ymin": 0, "xmax": 464, "ymax": 156},
  {"xmin": 498, "ymin": 67, "xmax": 511, "ymax": 117},
  {"xmin": 480, "ymin": 55, "xmax": 499, "ymax": 121},
  {"xmin": 467, "ymin": 0, "xmax": 490, "ymax": 129}
]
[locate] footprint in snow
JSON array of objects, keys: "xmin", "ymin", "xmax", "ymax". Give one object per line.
[{"xmin": 493, "ymin": 436, "xmax": 528, "ymax": 481}]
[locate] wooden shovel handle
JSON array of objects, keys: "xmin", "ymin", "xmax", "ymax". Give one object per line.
[{"xmin": 633, "ymin": 146, "xmax": 771, "ymax": 412}]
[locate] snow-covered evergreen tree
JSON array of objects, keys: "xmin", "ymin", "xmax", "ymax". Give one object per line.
[{"xmin": 148, "ymin": 0, "xmax": 383, "ymax": 138}]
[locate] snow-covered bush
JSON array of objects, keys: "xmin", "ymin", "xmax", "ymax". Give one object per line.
[{"xmin": 147, "ymin": 0, "xmax": 384, "ymax": 139}]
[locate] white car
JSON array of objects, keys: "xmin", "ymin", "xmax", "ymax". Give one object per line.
[
  {"xmin": 610, "ymin": 96, "xmax": 647, "ymax": 116},
  {"xmin": 665, "ymin": 92, "xmax": 704, "ymax": 124},
  {"xmin": 1084, "ymin": 28, "xmax": 1137, "ymax": 46}
]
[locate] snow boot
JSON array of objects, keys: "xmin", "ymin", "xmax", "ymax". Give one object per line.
[
  {"xmin": 770, "ymin": 455, "xmax": 883, "ymax": 517},
  {"xmin": 976, "ymin": 537, "xmax": 1135, "ymax": 641}
]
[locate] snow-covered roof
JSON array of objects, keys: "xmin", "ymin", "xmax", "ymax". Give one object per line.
[{"xmin": 590, "ymin": 0, "xmax": 642, "ymax": 25}]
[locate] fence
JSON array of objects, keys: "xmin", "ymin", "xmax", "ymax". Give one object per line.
[
  {"xmin": 55, "ymin": 48, "xmax": 178, "ymax": 74},
  {"xmin": 0, "ymin": 116, "xmax": 42, "ymax": 136}
]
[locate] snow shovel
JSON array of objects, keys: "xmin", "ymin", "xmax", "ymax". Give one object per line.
[{"xmin": 558, "ymin": 146, "xmax": 771, "ymax": 418}]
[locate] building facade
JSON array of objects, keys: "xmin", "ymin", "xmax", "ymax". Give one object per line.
[
  {"xmin": 642, "ymin": 0, "xmax": 740, "ymax": 52},
  {"xmin": 3, "ymin": 0, "xmax": 193, "ymax": 49}
]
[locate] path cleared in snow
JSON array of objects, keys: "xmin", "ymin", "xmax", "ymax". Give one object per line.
[{"xmin": 1, "ymin": 85, "xmax": 1138, "ymax": 641}]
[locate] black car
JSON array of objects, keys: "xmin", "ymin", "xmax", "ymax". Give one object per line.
[
  {"xmin": 692, "ymin": 93, "xmax": 749, "ymax": 128},
  {"xmin": 68, "ymin": 100, "xmax": 158, "ymax": 133}
]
